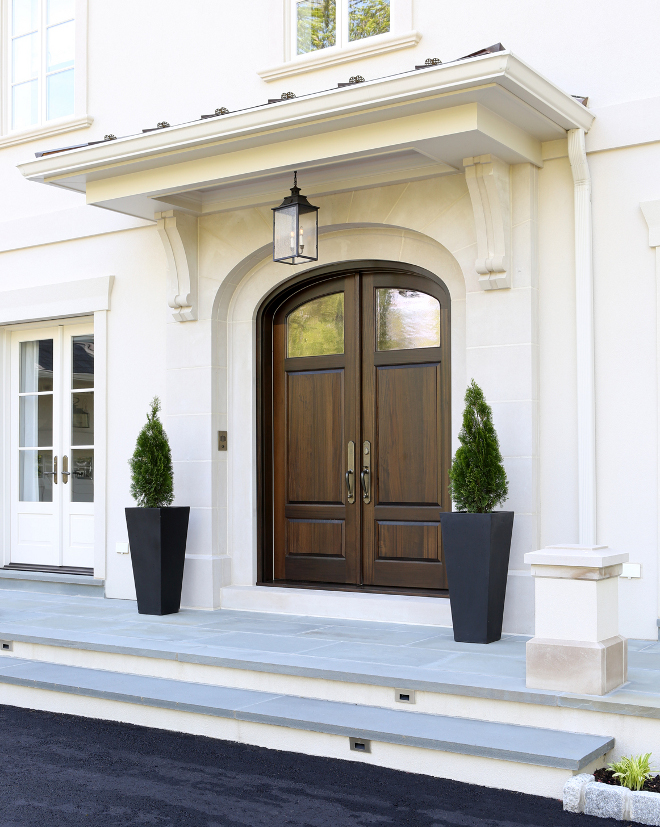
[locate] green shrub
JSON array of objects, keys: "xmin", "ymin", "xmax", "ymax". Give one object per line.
[
  {"xmin": 609, "ymin": 753, "xmax": 656, "ymax": 791},
  {"xmin": 128, "ymin": 397, "xmax": 174, "ymax": 509},
  {"xmin": 448, "ymin": 379, "xmax": 508, "ymax": 513}
]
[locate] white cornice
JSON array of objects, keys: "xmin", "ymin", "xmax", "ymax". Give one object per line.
[
  {"xmin": 258, "ymin": 30, "xmax": 422, "ymax": 81},
  {"xmin": 19, "ymin": 52, "xmax": 593, "ymax": 187}
]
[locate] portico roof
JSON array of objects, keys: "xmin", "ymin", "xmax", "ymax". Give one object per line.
[{"xmin": 18, "ymin": 51, "xmax": 594, "ymax": 221}]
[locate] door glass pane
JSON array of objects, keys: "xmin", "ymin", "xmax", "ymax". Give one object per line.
[
  {"xmin": 12, "ymin": 79, "xmax": 38, "ymax": 129},
  {"xmin": 47, "ymin": 0, "xmax": 75, "ymax": 24},
  {"xmin": 71, "ymin": 391, "xmax": 93, "ymax": 445},
  {"xmin": 47, "ymin": 68, "xmax": 74, "ymax": 119},
  {"xmin": 71, "ymin": 449, "xmax": 93, "ymax": 502},
  {"xmin": 20, "ymin": 449, "xmax": 53, "ymax": 502},
  {"xmin": 297, "ymin": 0, "xmax": 336, "ymax": 54},
  {"xmin": 19, "ymin": 395, "xmax": 53, "ymax": 447},
  {"xmin": 376, "ymin": 288, "xmax": 440, "ymax": 351},
  {"xmin": 20, "ymin": 340, "xmax": 53, "ymax": 392},
  {"xmin": 349, "ymin": 0, "xmax": 390, "ymax": 41},
  {"xmin": 72, "ymin": 335, "xmax": 94, "ymax": 389},
  {"xmin": 12, "ymin": 32, "xmax": 39, "ymax": 83},
  {"xmin": 287, "ymin": 293, "xmax": 344, "ymax": 357},
  {"xmin": 13, "ymin": 0, "xmax": 38, "ymax": 36},
  {"xmin": 47, "ymin": 20, "xmax": 74, "ymax": 71}
]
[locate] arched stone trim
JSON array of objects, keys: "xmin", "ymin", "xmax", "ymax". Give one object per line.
[{"xmin": 216, "ymin": 226, "xmax": 467, "ymax": 589}]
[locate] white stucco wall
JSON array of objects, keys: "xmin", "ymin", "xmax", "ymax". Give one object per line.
[{"xmin": 0, "ymin": 1, "xmax": 658, "ymax": 637}]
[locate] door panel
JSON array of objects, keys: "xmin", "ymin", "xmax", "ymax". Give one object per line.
[
  {"xmin": 376, "ymin": 363, "xmax": 440, "ymax": 505},
  {"xmin": 267, "ymin": 268, "xmax": 450, "ymax": 594},
  {"xmin": 361, "ymin": 272, "xmax": 450, "ymax": 591},
  {"xmin": 273, "ymin": 276, "xmax": 360, "ymax": 584},
  {"xmin": 287, "ymin": 370, "xmax": 344, "ymax": 504}
]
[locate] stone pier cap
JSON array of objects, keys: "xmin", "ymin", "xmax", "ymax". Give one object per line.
[{"xmin": 525, "ymin": 545, "xmax": 629, "ymax": 580}]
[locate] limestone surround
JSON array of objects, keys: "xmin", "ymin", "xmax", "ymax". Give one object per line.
[{"xmin": 168, "ymin": 169, "xmax": 540, "ymax": 632}]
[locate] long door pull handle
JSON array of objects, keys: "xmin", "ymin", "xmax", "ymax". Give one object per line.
[
  {"xmin": 360, "ymin": 468, "xmax": 369, "ymax": 498},
  {"xmin": 346, "ymin": 441, "xmax": 356, "ymax": 504}
]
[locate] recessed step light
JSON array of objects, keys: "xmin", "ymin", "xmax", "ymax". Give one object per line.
[{"xmin": 349, "ymin": 737, "xmax": 371, "ymax": 753}]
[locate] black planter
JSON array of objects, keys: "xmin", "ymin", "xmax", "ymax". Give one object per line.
[
  {"xmin": 439, "ymin": 511, "xmax": 514, "ymax": 644},
  {"xmin": 125, "ymin": 507, "xmax": 190, "ymax": 615}
]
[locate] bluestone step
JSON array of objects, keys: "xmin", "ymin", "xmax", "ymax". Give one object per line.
[
  {"xmin": 0, "ymin": 657, "xmax": 613, "ymax": 770},
  {"xmin": 0, "ymin": 569, "xmax": 104, "ymax": 597}
]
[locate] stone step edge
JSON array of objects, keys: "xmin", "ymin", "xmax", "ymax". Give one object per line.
[
  {"xmin": 0, "ymin": 628, "xmax": 654, "ymax": 721},
  {"xmin": 0, "ymin": 657, "xmax": 613, "ymax": 771}
]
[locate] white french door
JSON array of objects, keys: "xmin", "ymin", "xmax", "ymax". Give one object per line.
[{"xmin": 10, "ymin": 323, "xmax": 95, "ymax": 569}]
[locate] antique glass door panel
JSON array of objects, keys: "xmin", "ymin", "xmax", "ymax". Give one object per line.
[
  {"xmin": 273, "ymin": 276, "xmax": 361, "ymax": 584},
  {"xmin": 360, "ymin": 273, "xmax": 451, "ymax": 590},
  {"xmin": 61, "ymin": 325, "xmax": 95, "ymax": 568},
  {"xmin": 10, "ymin": 323, "xmax": 94, "ymax": 570},
  {"xmin": 11, "ymin": 327, "xmax": 61, "ymax": 565}
]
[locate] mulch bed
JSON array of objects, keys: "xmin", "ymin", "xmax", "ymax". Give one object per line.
[{"xmin": 595, "ymin": 767, "xmax": 660, "ymax": 793}]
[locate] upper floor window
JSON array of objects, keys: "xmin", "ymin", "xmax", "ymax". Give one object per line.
[
  {"xmin": 10, "ymin": 0, "xmax": 75, "ymax": 131},
  {"xmin": 295, "ymin": 0, "xmax": 390, "ymax": 56}
]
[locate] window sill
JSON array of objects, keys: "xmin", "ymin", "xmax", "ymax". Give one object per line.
[
  {"xmin": 258, "ymin": 30, "xmax": 422, "ymax": 82},
  {"xmin": 0, "ymin": 114, "xmax": 94, "ymax": 151}
]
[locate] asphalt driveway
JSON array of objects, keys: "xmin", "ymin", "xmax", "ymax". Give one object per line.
[{"xmin": 0, "ymin": 704, "xmax": 618, "ymax": 827}]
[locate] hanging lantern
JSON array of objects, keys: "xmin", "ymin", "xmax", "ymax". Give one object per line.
[{"xmin": 272, "ymin": 171, "xmax": 319, "ymax": 265}]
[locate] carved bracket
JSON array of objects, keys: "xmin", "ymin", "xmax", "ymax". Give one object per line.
[
  {"xmin": 155, "ymin": 210, "xmax": 198, "ymax": 321},
  {"xmin": 464, "ymin": 154, "xmax": 511, "ymax": 290}
]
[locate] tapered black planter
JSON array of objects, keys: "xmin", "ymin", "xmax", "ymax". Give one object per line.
[
  {"xmin": 125, "ymin": 507, "xmax": 190, "ymax": 615},
  {"xmin": 439, "ymin": 511, "xmax": 514, "ymax": 644}
]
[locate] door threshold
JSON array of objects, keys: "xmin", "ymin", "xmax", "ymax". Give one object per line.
[
  {"xmin": 3, "ymin": 563, "xmax": 94, "ymax": 577},
  {"xmin": 258, "ymin": 580, "xmax": 449, "ymax": 599}
]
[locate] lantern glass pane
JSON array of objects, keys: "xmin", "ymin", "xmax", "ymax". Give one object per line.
[
  {"xmin": 274, "ymin": 204, "xmax": 297, "ymax": 261},
  {"xmin": 297, "ymin": 209, "xmax": 317, "ymax": 259}
]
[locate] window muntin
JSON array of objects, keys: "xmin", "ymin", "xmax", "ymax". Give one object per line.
[
  {"xmin": 287, "ymin": 293, "xmax": 345, "ymax": 357},
  {"xmin": 376, "ymin": 288, "xmax": 441, "ymax": 351},
  {"xmin": 294, "ymin": 0, "xmax": 389, "ymax": 55},
  {"xmin": 10, "ymin": 0, "xmax": 75, "ymax": 130}
]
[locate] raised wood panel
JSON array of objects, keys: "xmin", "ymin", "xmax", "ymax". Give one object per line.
[
  {"xmin": 376, "ymin": 363, "xmax": 439, "ymax": 505},
  {"xmin": 287, "ymin": 369, "xmax": 343, "ymax": 504},
  {"xmin": 286, "ymin": 519, "xmax": 345, "ymax": 558},
  {"xmin": 377, "ymin": 521, "xmax": 439, "ymax": 560}
]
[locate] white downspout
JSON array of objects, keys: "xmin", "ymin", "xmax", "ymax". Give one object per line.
[{"xmin": 568, "ymin": 128, "xmax": 597, "ymax": 546}]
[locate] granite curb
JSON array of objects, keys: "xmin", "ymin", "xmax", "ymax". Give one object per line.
[{"xmin": 564, "ymin": 775, "xmax": 660, "ymax": 824}]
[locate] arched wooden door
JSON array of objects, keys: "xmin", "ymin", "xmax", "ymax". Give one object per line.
[{"xmin": 261, "ymin": 267, "xmax": 451, "ymax": 594}]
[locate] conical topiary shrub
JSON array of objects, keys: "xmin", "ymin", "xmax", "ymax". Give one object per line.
[
  {"xmin": 129, "ymin": 397, "xmax": 174, "ymax": 508},
  {"xmin": 125, "ymin": 397, "xmax": 188, "ymax": 616},
  {"xmin": 448, "ymin": 379, "xmax": 508, "ymax": 513},
  {"xmin": 440, "ymin": 379, "xmax": 513, "ymax": 643}
]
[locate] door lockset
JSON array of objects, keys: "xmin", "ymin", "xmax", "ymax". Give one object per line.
[
  {"xmin": 361, "ymin": 441, "xmax": 371, "ymax": 504},
  {"xmin": 346, "ymin": 441, "xmax": 355, "ymax": 504},
  {"xmin": 61, "ymin": 455, "xmax": 70, "ymax": 484}
]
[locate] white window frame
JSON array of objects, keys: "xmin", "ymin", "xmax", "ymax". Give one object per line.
[
  {"xmin": 289, "ymin": 0, "xmax": 399, "ymax": 59},
  {"xmin": 0, "ymin": 0, "xmax": 91, "ymax": 149},
  {"xmin": 260, "ymin": 0, "xmax": 417, "ymax": 82}
]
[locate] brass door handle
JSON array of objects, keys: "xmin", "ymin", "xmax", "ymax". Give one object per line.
[
  {"xmin": 360, "ymin": 468, "xmax": 369, "ymax": 498},
  {"xmin": 62, "ymin": 455, "xmax": 70, "ymax": 484},
  {"xmin": 361, "ymin": 440, "xmax": 371, "ymax": 504},
  {"xmin": 346, "ymin": 441, "xmax": 355, "ymax": 504}
]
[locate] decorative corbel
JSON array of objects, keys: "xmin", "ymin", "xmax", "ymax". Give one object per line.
[
  {"xmin": 463, "ymin": 155, "xmax": 511, "ymax": 290},
  {"xmin": 155, "ymin": 210, "xmax": 198, "ymax": 321}
]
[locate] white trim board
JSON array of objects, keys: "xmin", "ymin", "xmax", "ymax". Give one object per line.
[{"xmin": 0, "ymin": 276, "xmax": 114, "ymax": 325}]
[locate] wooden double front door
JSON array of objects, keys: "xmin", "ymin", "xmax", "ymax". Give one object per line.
[{"xmin": 263, "ymin": 269, "xmax": 451, "ymax": 593}]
